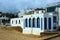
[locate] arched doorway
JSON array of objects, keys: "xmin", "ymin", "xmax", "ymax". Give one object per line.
[
  {"xmin": 32, "ymin": 18, "xmax": 35, "ymax": 27},
  {"xmin": 29, "ymin": 18, "xmax": 31, "ymax": 27},
  {"xmin": 37, "ymin": 17, "xmax": 40, "ymax": 28},
  {"xmin": 25, "ymin": 18, "xmax": 28, "ymax": 27}
]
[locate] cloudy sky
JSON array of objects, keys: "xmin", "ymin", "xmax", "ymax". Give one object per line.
[{"xmin": 0, "ymin": 0, "xmax": 60, "ymax": 13}]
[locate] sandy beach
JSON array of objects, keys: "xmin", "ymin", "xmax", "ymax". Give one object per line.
[{"xmin": 0, "ymin": 26, "xmax": 59, "ymax": 40}]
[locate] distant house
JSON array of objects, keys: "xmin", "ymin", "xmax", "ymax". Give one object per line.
[
  {"xmin": 18, "ymin": 9, "xmax": 34, "ymax": 17},
  {"xmin": 0, "ymin": 12, "xmax": 18, "ymax": 26}
]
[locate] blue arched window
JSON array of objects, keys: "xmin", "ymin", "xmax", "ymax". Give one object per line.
[
  {"xmin": 32, "ymin": 18, "xmax": 35, "ymax": 27},
  {"xmin": 53, "ymin": 16, "xmax": 57, "ymax": 29},
  {"xmin": 47, "ymin": 7, "xmax": 55, "ymax": 12},
  {"xmin": 12, "ymin": 20, "xmax": 13, "ymax": 24},
  {"xmin": 25, "ymin": 18, "xmax": 27, "ymax": 27},
  {"xmin": 53, "ymin": 16, "xmax": 57, "ymax": 23},
  {"xmin": 48, "ymin": 18, "xmax": 51, "ymax": 30},
  {"xmin": 37, "ymin": 17, "xmax": 40, "ymax": 28},
  {"xmin": 29, "ymin": 18, "xmax": 31, "ymax": 27},
  {"xmin": 16, "ymin": 20, "xmax": 17, "ymax": 24},
  {"xmin": 44, "ymin": 18, "xmax": 47, "ymax": 30}
]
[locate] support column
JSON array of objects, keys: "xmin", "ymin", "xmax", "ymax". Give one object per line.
[
  {"xmin": 51, "ymin": 17, "xmax": 53, "ymax": 31},
  {"xmin": 31, "ymin": 18, "xmax": 32, "ymax": 28},
  {"xmin": 43, "ymin": 17, "xmax": 44, "ymax": 31},
  {"xmin": 47, "ymin": 17, "xmax": 48, "ymax": 31},
  {"xmin": 27, "ymin": 18, "xmax": 29, "ymax": 27},
  {"xmin": 40, "ymin": 18, "xmax": 41, "ymax": 30},
  {"xmin": 35, "ymin": 17, "xmax": 37, "ymax": 28}
]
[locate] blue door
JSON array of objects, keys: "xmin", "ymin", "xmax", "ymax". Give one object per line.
[{"xmin": 48, "ymin": 18, "xmax": 51, "ymax": 30}]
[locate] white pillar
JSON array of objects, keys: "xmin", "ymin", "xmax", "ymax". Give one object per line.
[
  {"xmin": 47, "ymin": 17, "xmax": 48, "ymax": 31},
  {"xmin": 40, "ymin": 18, "xmax": 41, "ymax": 31},
  {"xmin": 51, "ymin": 17, "xmax": 53, "ymax": 31},
  {"xmin": 35, "ymin": 17, "xmax": 37, "ymax": 28},
  {"xmin": 27, "ymin": 18, "xmax": 29, "ymax": 27},
  {"xmin": 31, "ymin": 18, "xmax": 33, "ymax": 28},
  {"xmin": 43, "ymin": 17, "xmax": 44, "ymax": 31}
]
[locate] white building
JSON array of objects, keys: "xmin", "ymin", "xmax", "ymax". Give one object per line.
[
  {"xmin": 10, "ymin": 9, "xmax": 58, "ymax": 35},
  {"xmin": 45, "ymin": 2, "xmax": 60, "ymax": 27}
]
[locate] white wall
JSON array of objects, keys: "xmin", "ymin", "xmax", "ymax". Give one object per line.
[
  {"xmin": 58, "ymin": 7, "xmax": 60, "ymax": 26},
  {"xmin": 23, "ymin": 28, "xmax": 43, "ymax": 35},
  {"xmin": 44, "ymin": 13, "xmax": 58, "ymax": 31},
  {"xmin": 10, "ymin": 11, "xmax": 58, "ymax": 35},
  {"xmin": 10, "ymin": 18, "xmax": 24, "ymax": 28},
  {"xmin": 34, "ymin": 10, "xmax": 45, "ymax": 14},
  {"xmin": 23, "ymin": 13, "xmax": 44, "ymax": 35}
]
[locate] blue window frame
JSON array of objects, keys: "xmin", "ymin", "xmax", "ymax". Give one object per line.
[
  {"xmin": 29, "ymin": 18, "xmax": 31, "ymax": 27},
  {"xmin": 12, "ymin": 20, "xmax": 13, "ymax": 24},
  {"xmin": 25, "ymin": 19, "xmax": 27, "ymax": 27},
  {"xmin": 44, "ymin": 18, "xmax": 47, "ymax": 30},
  {"xmin": 19, "ymin": 20, "xmax": 20, "ymax": 24},
  {"xmin": 32, "ymin": 18, "xmax": 35, "ymax": 27},
  {"xmin": 41, "ymin": 18, "xmax": 42, "ymax": 30},
  {"xmin": 53, "ymin": 16, "xmax": 57, "ymax": 23},
  {"xmin": 53, "ymin": 27, "xmax": 56, "ymax": 29},
  {"xmin": 53, "ymin": 16, "xmax": 57, "ymax": 29},
  {"xmin": 48, "ymin": 18, "xmax": 51, "ymax": 29},
  {"xmin": 47, "ymin": 7, "xmax": 55, "ymax": 12},
  {"xmin": 16, "ymin": 20, "xmax": 17, "ymax": 24},
  {"xmin": 37, "ymin": 17, "xmax": 40, "ymax": 28}
]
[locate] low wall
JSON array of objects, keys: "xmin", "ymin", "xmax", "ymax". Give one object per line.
[{"xmin": 23, "ymin": 28, "xmax": 44, "ymax": 35}]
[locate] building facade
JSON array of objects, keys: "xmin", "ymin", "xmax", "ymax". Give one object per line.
[
  {"xmin": 10, "ymin": 2, "xmax": 60, "ymax": 35},
  {"xmin": 45, "ymin": 2, "xmax": 60, "ymax": 27},
  {"xmin": 10, "ymin": 9, "xmax": 58, "ymax": 35}
]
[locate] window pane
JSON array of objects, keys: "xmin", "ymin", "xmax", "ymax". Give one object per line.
[
  {"xmin": 29, "ymin": 18, "xmax": 31, "ymax": 27},
  {"xmin": 19, "ymin": 20, "xmax": 20, "ymax": 24},
  {"xmin": 16, "ymin": 20, "xmax": 17, "ymax": 24},
  {"xmin": 25, "ymin": 19, "xmax": 27, "ymax": 27},
  {"xmin": 53, "ymin": 27, "xmax": 56, "ymax": 29},
  {"xmin": 53, "ymin": 16, "xmax": 57, "ymax": 29},
  {"xmin": 44, "ymin": 18, "xmax": 47, "ymax": 30},
  {"xmin": 32, "ymin": 18, "xmax": 35, "ymax": 27},
  {"xmin": 37, "ymin": 17, "xmax": 40, "ymax": 28},
  {"xmin": 53, "ymin": 16, "xmax": 57, "ymax": 23},
  {"xmin": 48, "ymin": 18, "xmax": 51, "ymax": 29}
]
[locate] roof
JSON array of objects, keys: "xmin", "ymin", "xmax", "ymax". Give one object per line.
[
  {"xmin": 46, "ymin": 2, "xmax": 60, "ymax": 7},
  {"xmin": 34, "ymin": 8, "xmax": 45, "ymax": 11}
]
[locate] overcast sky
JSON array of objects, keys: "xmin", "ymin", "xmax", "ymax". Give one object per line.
[{"xmin": 0, "ymin": 0, "xmax": 60, "ymax": 13}]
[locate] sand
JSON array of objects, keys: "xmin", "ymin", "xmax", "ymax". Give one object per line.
[{"xmin": 0, "ymin": 26, "xmax": 59, "ymax": 40}]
